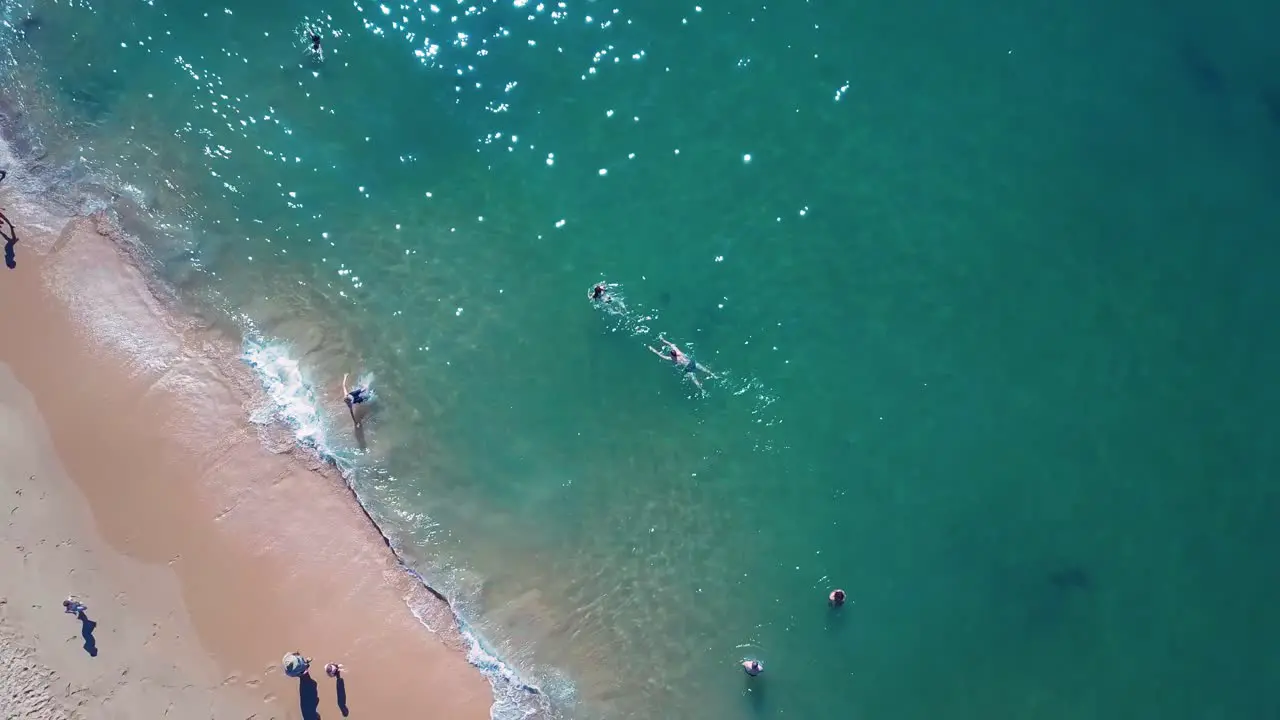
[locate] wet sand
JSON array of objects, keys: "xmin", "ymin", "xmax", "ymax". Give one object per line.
[{"xmin": 0, "ymin": 188, "xmax": 493, "ymax": 716}]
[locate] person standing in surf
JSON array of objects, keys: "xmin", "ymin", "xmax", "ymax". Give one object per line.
[
  {"xmin": 648, "ymin": 337, "xmax": 717, "ymax": 391},
  {"xmin": 342, "ymin": 373, "xmax": 372, "ymax": 427}
]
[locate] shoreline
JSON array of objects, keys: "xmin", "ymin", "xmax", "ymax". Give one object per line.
[{"xmin": 0, "ymin": 150, "xmax": 504, "ymax": 717}]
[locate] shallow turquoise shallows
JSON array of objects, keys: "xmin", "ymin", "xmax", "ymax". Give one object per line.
[{"xmin": 5, "ymin": 0, "xmax": 1280, "ymax": 717}]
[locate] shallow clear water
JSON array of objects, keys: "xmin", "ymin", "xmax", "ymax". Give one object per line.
[{"xmin": 5, "ymin": 0, "xmax": 1280, "ymax": 717}]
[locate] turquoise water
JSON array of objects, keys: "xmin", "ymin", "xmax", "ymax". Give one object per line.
[{"xmin": 5, "ymin": 0, "xmax": 1280, "ymax": 717}]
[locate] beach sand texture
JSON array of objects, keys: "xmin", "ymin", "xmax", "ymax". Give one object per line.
[{"xmin": 0, "ymin": 173, "xmax": 493, "ymax": 717}]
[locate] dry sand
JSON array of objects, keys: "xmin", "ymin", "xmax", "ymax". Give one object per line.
[
  {"xmin": 0, "ymin": 189, "xmax": 495, "ymax": 716},
  {"xmin": 0, "ymin": 364, "xmax": 271, "ymax": 719}
]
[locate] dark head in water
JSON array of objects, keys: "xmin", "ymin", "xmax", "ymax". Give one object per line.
[
  {"xmin": 592, "ymin": 284, "xmax": 605, "ymax": 300},
  {"xmin": 311, "ymin": 34, "xmax": 322, "ymax": 51}
]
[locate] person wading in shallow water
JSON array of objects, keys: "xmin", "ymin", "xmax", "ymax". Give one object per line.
[{"xmin": 342, "ymin": 373, "xmax": 372, "ymax": 427}]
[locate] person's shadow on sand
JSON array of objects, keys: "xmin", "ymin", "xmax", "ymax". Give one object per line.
[
  {"xmin": 78, "ymin": 612, "xmax": 98, "ymax": 657},
  {"xmin": 298, "ymin": 673, "xmax": 322, "ymax": 720},
  {"xmin": 1, "ymin": 205, "xmax": 15, "ymax": 271},
  {"xmin": 0, "ymin": 169, "xmax": 14, "ymax": 271},
  {"xmin": 336, "ymin": 676, "xmax": 349, "ymax": 717}
]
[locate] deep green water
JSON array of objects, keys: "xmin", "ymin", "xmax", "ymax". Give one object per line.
[{"xmin": 4, "ymin": 0, "xmax": 1280, "ymax": 717}]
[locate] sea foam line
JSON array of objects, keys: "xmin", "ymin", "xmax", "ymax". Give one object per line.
[
  {"xmin": 0, "ymin": 45, "xmax": 550, "ymax": 719},
  {"xmin": 241, "ymin": 335, "xmax": 551, "ymax": 720}
]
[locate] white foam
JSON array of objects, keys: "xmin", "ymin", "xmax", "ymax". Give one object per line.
[{"xmin": 239, "ymin": 337, "xmax": 552, "ymax": 719}]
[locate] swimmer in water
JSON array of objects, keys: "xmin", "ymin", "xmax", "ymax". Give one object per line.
[
  {"xmin": 342, "ymin": 373, "xmax": 371, "ymax": 427},
  {"xmin": 742, "ymin": 659, "xmax": 764, "ymax": 676},
  {"xmin": 306, "ymin": 29, "xmax": 324, "ymax": 61},
  {"xmin": 648, "ymin": 337, "xmax": 717, "ymax": 390},
  {"xmin": 829, "ymin": 588, "xmax": 846, "ymax": 607},
  {"xmin": 589, "ymin": 281, "xmax": 624, "ymax": 306}
]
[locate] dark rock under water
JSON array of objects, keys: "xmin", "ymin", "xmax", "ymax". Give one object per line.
[
  {"xmin": 66, "ymin": 87, "xmax": 114, "ymax": 123},
  {"xmin": 1260, "ymin": 88, "xmax": 1280, "ymax": 129},
  {"xmin": 1177, "ymin": 39, "xmax": 1226, "ymax": 97},
  {"xmin": 17, "ymin": 15, "xmax": 42, "ymax": 38},
  {"xmin": 1048, "ymin": 565, "xmax": 1092, "ymax": 592}
]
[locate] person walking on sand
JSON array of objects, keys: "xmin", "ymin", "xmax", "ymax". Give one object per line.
[
  {"xmin": 325, "ymin": 662, "xmax": 344, "ymax": 678},
  {"xmin": 63, "ymin": 596, "xmax": 87, "ymax": 615},
  {"xmin": 588, "ymin": 281, "xmax": 625, "ymax": 310},
  {"xmin": 283, "ymin": 651, "xmax": 312, "ymax": 678},
  {"xmin": 648, "ymin": 336, "xmax": 717, "ymax": 390},
  {"xmin": 742, "ymin": 659, "xmax": 764, "ymax": 676},
  {"xmin": 342, "ymin": 373, "xmax": 372, "ymax": 427}
]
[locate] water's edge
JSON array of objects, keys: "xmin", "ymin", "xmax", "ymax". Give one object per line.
[
  {"xmin": 0, "ymin": 77, "xmax": 550, "ymax": 720},
  {"xmin": 244, "ymin": 338, "xmax": 548, "ymax": 717}
]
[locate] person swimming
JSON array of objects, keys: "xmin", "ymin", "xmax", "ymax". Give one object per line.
[
  {"xmin": 342, "ymin": 373, "xmax": 371, "ymax": 427},
  {"xmin": 742, "ymin": 659, "xmax": 764, "ymax": 676},
  {"xmin": 587, "ymin": 281, "xmax": 627, "ymax": 313},
  {"xmin": 588, "ymin": 281, "xmax": 620, "ymax": 305},
  {"xmin": 306, "ymin": 29, "xmax": 324, "ymax": 61},
  {"xmin": 829, "ymin": 588, "xmax": 846, "ymax": 607},
  {"xmin": 648, "ymin": 337, "xmax": 717, "ymax": 390}
]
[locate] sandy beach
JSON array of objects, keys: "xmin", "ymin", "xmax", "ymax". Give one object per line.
[{"xmin": 0, "ymin": 183, "xmax": 494, "ymax": 716}]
